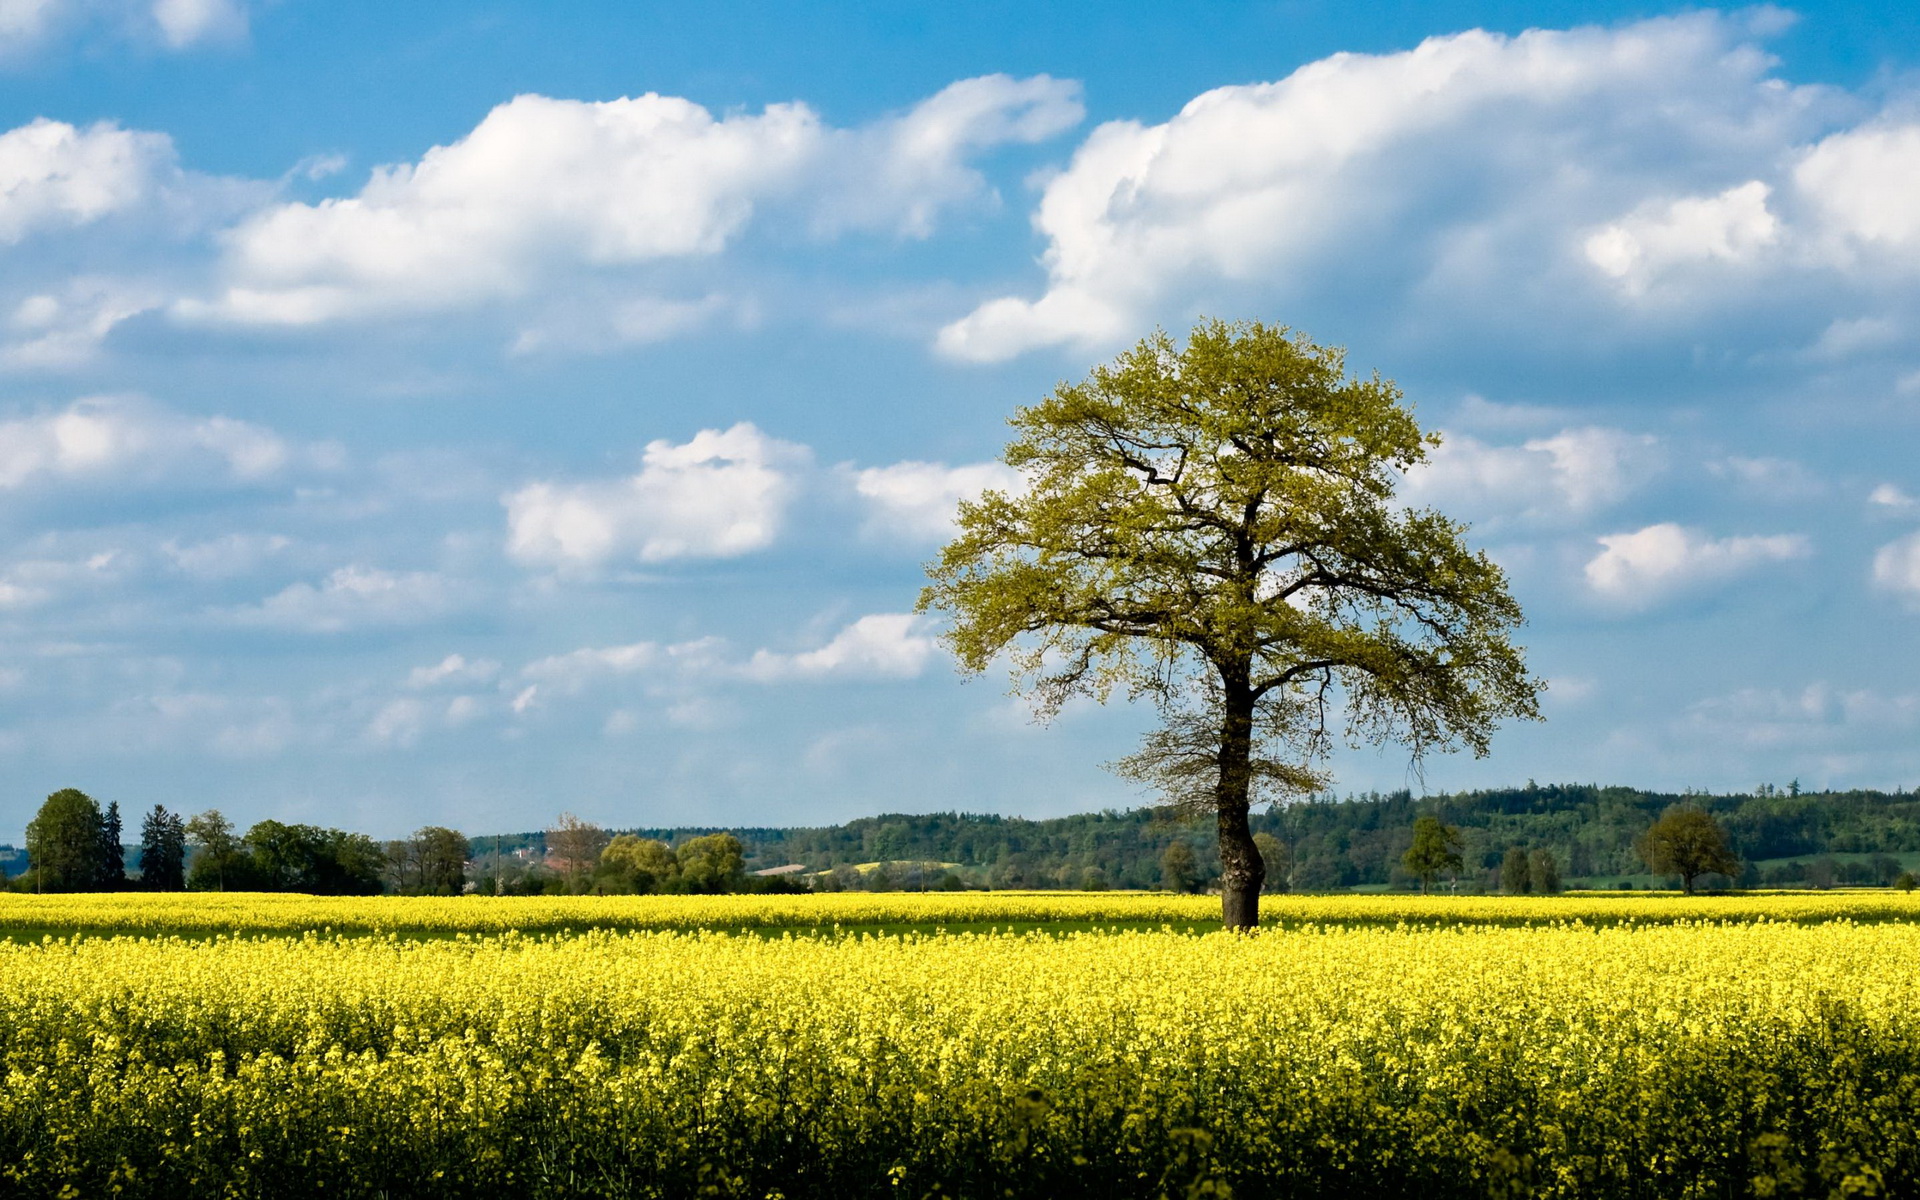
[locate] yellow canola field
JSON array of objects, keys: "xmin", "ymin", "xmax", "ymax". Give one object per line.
[
  {"xmin": 3, "ymin": 887, "xmax": 1920, "ymax": 935},
  {"xmin": 3, "ymin": 916, "xmax": 1919, "ymax": 1198}
]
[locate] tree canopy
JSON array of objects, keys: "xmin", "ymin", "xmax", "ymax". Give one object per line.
[
  {"xmin": 1637, "ymin": 805, "xmax": 1741, "ymax": 895},
  {"xmin": 922, "ymin": 319, "xmax": 1540, "ymax": 926}
]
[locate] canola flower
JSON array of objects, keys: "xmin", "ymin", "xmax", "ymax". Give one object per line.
[
  {"xmin": 3, "ymin": 887, "xmax": 1920, "ymax": 937},
  {"xmin": 1, "ymin": 905, "xmax": 1918, "ymax": 1197}
]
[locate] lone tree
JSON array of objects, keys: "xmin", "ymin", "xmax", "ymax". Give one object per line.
[
  {"xmin": 1402, "ymin": 815, "xmax": 1463, "ymax": 895},
  {"xmin": 922, "ymin": 320, "xmax": 1540, "ymax": 928},
  {"xmin": 1636, "ymin": 804, "xmax": 1741, "ymax": 895}
]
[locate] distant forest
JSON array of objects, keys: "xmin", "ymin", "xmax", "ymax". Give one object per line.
[
  {"xmin": 464, "ymin": 782, "xmax": 1920, "ymax": 892},
  {"xmin": 11, "ymin": 782, "xmax": 1918, "ymax": 893}
]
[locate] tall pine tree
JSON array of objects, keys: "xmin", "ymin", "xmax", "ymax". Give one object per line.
[
  {"xmin": 98, "ymin": 800, "xmax": 125, "ymax": 890},
  {"xmin": 138, "ymin": 805, "xmax": 187, "ymax": 891}
]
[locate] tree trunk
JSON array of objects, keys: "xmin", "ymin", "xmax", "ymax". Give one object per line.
[{"xmin": 1215, "ymin": 673, "xmax": 1264, "ymax": 931}]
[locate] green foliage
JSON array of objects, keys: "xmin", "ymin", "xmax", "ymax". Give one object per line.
[
  {"xmin": 1402, "ymin": 815, "xmax": 1463, "ymax": 892},
  {"xmin": 386, "ymin": 826, "xmax": 472, "ymax": 895},
  {"xmin": 1161, "ymin": 840, "xmax": 1200, "ymax": 893},
  {"xmin": 1638, "ymin": 805, "xmax": 1742, "ymax": 895},
  {"xmin": 1529, "ymin": 848, "xmax": 1561, "ymax": 895},
  {"xmin": 24, "ymin": 789, "xmax": 107, "ymax": 892},
  {"xmin": 1898, "ymin": 872, "xmax": 1919, "ymax": 893},
  {"xmin": 921, "ymin": 320, "xmax": 1540, "ymax": 923},
  {"xmin": 600, "ymin": 835, "xmax": 678, "ymax": 893},
  {"xmin": 98, "ymin": 801, "xmax": 125, "ymax": 890},
  {"xmin": 137, "ymin": 806, "xmax": 186, "ymax": 891},
  {"xmin": 675, "ymin": 833, "xmax": 746, "ymax": 893},
  {"xmin": 1501, "ymin": 846, "xmax": 1532, "ymax": 894},
  {"xmin": 184, "ymin": 809, "xmax": 242, "ymax": 891}
]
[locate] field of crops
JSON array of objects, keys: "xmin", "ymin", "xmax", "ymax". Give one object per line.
[
  {"xmin": 4, "ymin": 895, "xmax": 1919, "ymax": 1198},
  {"xmin": 5, "ymin": 887, "xmax": 1920, "ymax": 935}
]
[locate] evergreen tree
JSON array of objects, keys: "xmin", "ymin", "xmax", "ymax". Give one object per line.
[
  {"xmin": 98, "ymin": 800, "xmax": 126, "ymax": 889},
  {"xmin": 138, "ymin": 805, "xmax": 187, "ymax": 891}
]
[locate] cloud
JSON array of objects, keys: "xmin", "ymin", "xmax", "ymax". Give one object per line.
[
  {"xmin": 1584, "ymin": 522, "xmax": 1809, "ymax": 608},
  {"xmin": 1402, "ymin": 426, "xmax": 1660, "ymax": 524},
  {"xmin": 815, "ymin": 73, "xmax": 1083, "ymax": 238},
  {"xmin": 0, "ymin": 0, "xmax": 247, "ymax": 56},
  {"xmin": 405, "ymin": 653, "xmax": 499, "ymax": 690},
  {"xmin": 161, "ymin": 532, "xmax": 290, "ymax": 578},
  {"xmin": 504, "ymin": 423, "xmax": 808, "ymax": 567},
  {"xmin": 110, "ymin": 690, "xmax": 300, "ymax": 759},
  {"xmin": 229, "ymin": 565, "xmax": 457, "ymax": 633},
  {"xmin": 516, "ymin": 613, "xmax": 936, "ymax": 710},
  {"xmin": 1872, "ymin": 532, "xmax": 1920, "ymax": 605},
  {"xmin": 1794, "ymin": 122, "xmax": 1920, "ymax": 257},
  {"xmin": 0, "ymin": 118, "xmax": 178, "ymax": 242},
  {"xmin": 1869, "ymin": 483, "xmax": 1918, "ymax": 515},
  {"xmin": 149, "ymin": 0, "xmax": 245, "ymax": 48},
  {"xmin": 0, "ymin": 396, "xmax": 288, "ymax": 489},
  {"xmin": 742, "ymin": 613, "xmax": 937, "ymax": 681},
  {"xmin": 932, "ymin": 14, "xmax": 1839, "ymax": 362},
  {"xmin": 0, "ymin": 547, "xmax": 131, "ymax": 610},
  {"xmin": 1582, "ymin": 181, "xmax": 1780, "ymax": 291},
  {"xmin": 193, "ymin": 76, "xmax": 1081, "ymax": 328},
  {"xmin": 3, "ymin": 281, "xmax": 160, "ymax": 369},
  {"xmin": 1677, "ymin": 683, "xmax": 1920, "ymax": 753},
  {"xmin": 852, "ymin": 459, "xmax": 1024, "ymax": 539}
]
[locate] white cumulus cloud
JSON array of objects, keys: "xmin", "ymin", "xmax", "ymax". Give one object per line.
[
  {"xmin": 1584, "ymin": 522, "xmax": 1809, "ymax": 609},
  {"xmin": 0, "ymin": 118, "xmax": 177, "ymax": 242},
  {"xmin": 194, "ymin": 76, "xmax": 1081, "ymax": 328},
  {"xmin": 1872, "ymin": 532, "xmax": 1920, "ymax": 605},
  {"xmin": 1583, "ymin": 180, "xmax": 1780, "ymax": 291},
  {"xmin": 936, "ymin": 14, "xmax": 1823, "ymax": 361},
  {"xmin": 1403, "ymin": 426, "xmax": 1660, "ymax": 524},
  {"xmin": 504, "ymin": 423, "xmax": 808, "ymax": 567},
  {"xmin": 1794, "ymin": 123, "xmax": 1920, "ymax": 257},
  {"xmin": 852, "ymin": 459, "xmax": 1024, "ymax": 539},
  {"xmin": 742, "ymin": 613, "xmax": 937, "ymax": 682}
]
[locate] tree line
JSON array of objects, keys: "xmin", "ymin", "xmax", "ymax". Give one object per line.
[{"xmin": 13, "ymin": 782, "xmax": 1920, "ymax": 895}]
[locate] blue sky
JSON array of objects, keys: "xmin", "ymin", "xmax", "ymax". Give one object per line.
[{"xmin": 2, "ymin": 0, "xmax": 1919, "ymax": 839}]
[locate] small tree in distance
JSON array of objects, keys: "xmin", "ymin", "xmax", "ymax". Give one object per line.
[
  {"xmin": 1403, "ymin": 816, "xmax": 1462, "ymax": 895},
  {"xmin": 1530, "ymin": 848, "xmax": 1561, "ymax": 894},
  {"xmin": 1637, "ymin": 804, "xmax": 1740, "ymax": 895},
  {"xmin": 1161, "ymin": 841, "xmax": 1199, "ymax": 894},
  {"xmin": 26, "ymin": 789, "xmax": 107, "ymax": 892},
  {"xmin": 1500, "ymin": 846, "xmax": 1531, "ymax": 894},
  {"xmin": 138, "ymin": 805, "xmax": 187, "ymax": 891},
  {"xmin": 547, "ymin": 813, "xmax": 608, "ymax": 894},
  {"xmin": 185, "ymin": 810, "xmax": 240, "ymax": 891}
]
